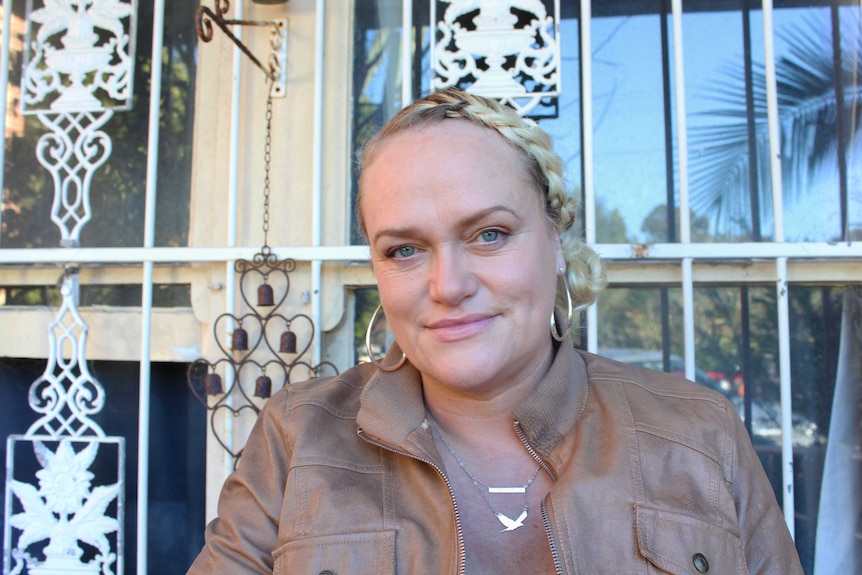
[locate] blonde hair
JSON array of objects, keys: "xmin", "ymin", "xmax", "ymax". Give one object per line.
[{"xmin": 357, "ymin": 88, "xmax": 606, "ymax": 309}]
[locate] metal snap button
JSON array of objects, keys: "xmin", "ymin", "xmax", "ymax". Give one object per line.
[
  {"xmin": 319, "ymin": 571, "xmax": 334, "ymax": 575},
  {"xmin": 693, "ymin": 552, "xmax": 709, "ymax": 573}
]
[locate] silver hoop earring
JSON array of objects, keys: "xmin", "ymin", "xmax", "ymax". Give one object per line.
[
  {"xmin": 551, "ymin": 268, "xmax": 574, "ymax": 342},
  {"xmin": 365, "ymin": 303, "xmax": 407, "ymax": 372}
]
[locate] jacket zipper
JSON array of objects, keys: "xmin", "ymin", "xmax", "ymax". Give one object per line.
[
  {"xmin": 357, "ymin": 428, "xmax": 467, "ymax": 575},
  {"xmin": 514, "ymin": 420, "xmax": 563, "ymax": 575}
]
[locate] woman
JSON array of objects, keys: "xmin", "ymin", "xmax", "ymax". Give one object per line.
[{"xmin": 188, "ymin": 89, "xmax": 802, "ymax": 574}]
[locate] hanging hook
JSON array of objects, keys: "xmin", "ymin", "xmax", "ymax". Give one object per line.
[{"xmin": 196, "ymin": 1, "xmax": 288, "ymax": 97}]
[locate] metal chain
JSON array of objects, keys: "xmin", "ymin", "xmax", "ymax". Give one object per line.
[
  {"xmin": 262, "ymin": 89, "xmax": 273, "ymax": 249},
  {"xmin": 427, "ymin": 414, "xmax": 540, "ymax": 527}
]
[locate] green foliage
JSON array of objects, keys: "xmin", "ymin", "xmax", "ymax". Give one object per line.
[{"xmin": 1, "ymin": 0, "xmax": 197, "ymax": 249}]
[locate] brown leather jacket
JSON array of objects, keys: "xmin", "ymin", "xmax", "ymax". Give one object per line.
[{"xmin": 188, "ymin": 341, "xmax": 803, "ymax": 574}]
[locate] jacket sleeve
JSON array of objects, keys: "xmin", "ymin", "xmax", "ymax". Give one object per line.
[
  {"xmin": 187, "ymin": 393, "xmax": 291, "ymax": 574},
  {"xmin": 726, "ymin": 402, "xmax": 804, "ymax": 575}
]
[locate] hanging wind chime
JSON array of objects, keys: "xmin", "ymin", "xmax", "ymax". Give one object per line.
[{"xmin": 187, "ymin": 86, "xmax": 338, "ymax": 463}]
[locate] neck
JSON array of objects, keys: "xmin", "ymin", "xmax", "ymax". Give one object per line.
[
  {"xmin": 422, "ymin": 376, "xmax": 541, "ymax": 461},
  {"xmin": 422, "ymin": 340, "xmax": 556, "ymax": 426}
]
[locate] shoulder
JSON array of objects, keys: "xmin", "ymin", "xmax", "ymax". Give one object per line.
[
  {"xmin": 578, "ymin": 349, "xmax": 728, "ymax": 405},
  {"xmin": 576, "ymin": 349, "xmax": 738, "ymax": 457},
  {"xmin": 263, "ymin": 361, "xmax": 378, "ymax": 418},
  {"xmin": 245, "ymin": 362, "xmax": 383, "ymax": 468}
]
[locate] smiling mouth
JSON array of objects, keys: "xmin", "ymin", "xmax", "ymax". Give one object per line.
[{"xmin": 426, "ymin": 315, "xmax": 495, "ymax": 342}]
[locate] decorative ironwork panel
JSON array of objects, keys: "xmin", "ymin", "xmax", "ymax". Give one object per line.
[
  {"xmin": 20, "ymin": 0, "xmax": 137, "ymax": 245},
  {"xmin": 431, "ymin": 0, "xmax": 561, "ymax": 116},
  {"xmin": 3, "ymin": 271, "xmax": 125, "ymax": 575},
  {"xmin": 35, "ymin": 111, "xmax": 113, "ymax": 246},
  {"xmin": 4, "ymin": 437, "xmax": 124, "ymax": 575},
  {"xmin": 25, "ymin": 270, "xmax": 106, "ymax": 439},
  {"xmin": 21, "ymin": 0, "xmax": 137, "ymax": 114}
]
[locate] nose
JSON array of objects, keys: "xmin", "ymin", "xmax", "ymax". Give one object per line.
[{"xmin": 427, "ymin": 246, "xmax": 478, "ymax": 306}]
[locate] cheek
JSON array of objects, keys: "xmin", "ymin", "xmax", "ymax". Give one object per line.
[{"xmin": 376, "ymin": 274, "xmax": 423, "ymax": 324}]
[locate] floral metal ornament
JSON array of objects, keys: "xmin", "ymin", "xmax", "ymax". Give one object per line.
[
  {"xmin": 5, "ymin": 439, "xmax": 123, "ymax": 575},
  {"xmin": 22, "ymin": 0, "xmax": 136, "ymax": 113},
  {"xmin": 431, "ymin": 0, "xmax": 561, "ymax": 116},
  {"xmin": 3, "ymin": 270, "xmax": 125, "ymax": 575},
  {"xmin": 4, "ymin": 1, "xmax": 134, "ymax": 571},
  {"xmin": 21, "ymin": 0, "xmax": 137, "ymax": 246}
]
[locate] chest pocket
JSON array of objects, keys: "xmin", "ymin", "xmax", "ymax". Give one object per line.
[
  {"xmin": 635, "ymin": 506, "xmax": 747, "ymax": 575},
  {"xmin": 273, "ymin": 530, "xmax": 396, "ymax": 575}
]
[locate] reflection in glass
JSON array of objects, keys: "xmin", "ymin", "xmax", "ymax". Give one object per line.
[
  {"xmin": 531, "ymin": 15, "xmax": 581, "ymax": 192},
  {"xmin": 690, "ymin": 6, "xmax": 862, "ymax": 242},
  {"xmin": 589, "ymin": 14, "xmax": 669, "ymax": 243},
  {"xmin": 0, "ymin": 284, "xmax": 191, "ymax": 307},
  {"xmin": 351, "ymin": 0, "xmax": 431, "ymax": 244}
]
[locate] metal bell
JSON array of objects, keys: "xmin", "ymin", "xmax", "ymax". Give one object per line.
[
  {"xmin": 254, "ymin": 375, "xmax": 273, "ymax": 398},
  {"xmin": 232, "ymin": 327, "xmax": 249, "ymax": 351},
  {"xmin": 279, "ymin": 330, "xmax": 297, "ymax": 353},
  {"xmin": 257, "ymin": 283, "xmax": 275, "ymax": 306},
  {"xmin": 204, "ymin": 373, "xmax": 223, "ymax": 395}
]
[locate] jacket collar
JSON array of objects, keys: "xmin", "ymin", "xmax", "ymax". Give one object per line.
[
  {"xmin": 513, "ymin": 338, "xmax": 589, "ymax": 459},
  {"xmin": 357, "ymin": 337, "xmax": 589, "ymax": 462},
  {"xmin": 356, "ymin": 343, "xmax": 440, "ymax": 462}
]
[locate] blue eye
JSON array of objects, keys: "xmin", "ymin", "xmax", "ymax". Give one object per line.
[
  {"xmin": 390, "ymin": 246, "xmax": 416, "ymax": 258},
  {"xmin": 479, "ymin": 229, "xmax": 502, "ymax": 242}
]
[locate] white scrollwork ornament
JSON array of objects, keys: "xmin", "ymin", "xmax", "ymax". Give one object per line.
[
  {"xmin": 35, "ymin": 111, "xmax": 113, "ymax": 246},
  {"xmin": 3, "ymin": 271, "xmax": 124, "ymax": 575},
  {"xmin": 26, "ymin": 270, "xmax": 107, "ymax": 439},
  {"xmin": 21, "ymin": 0, "xmax": 137, "ymax": 113},
  {"xmin": 20, "ymin": 0, "xmax": 135, "ymax": 245},
  {"xmin": 6, "ymin": 439, "xmax": 123, "ymax": 575},
  {"xmin": 432, "ymin": 0, "xmax": 561, "ymax": 116}
]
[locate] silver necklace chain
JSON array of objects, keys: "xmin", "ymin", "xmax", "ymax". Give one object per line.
[{"xmin": 428, "ymin": 416, "xmax": 541, "ymax": 532}]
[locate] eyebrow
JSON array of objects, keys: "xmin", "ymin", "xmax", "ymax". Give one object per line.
[{"xmin": 371, "ymin": 205, "xmax": 523, "ymax": 245}]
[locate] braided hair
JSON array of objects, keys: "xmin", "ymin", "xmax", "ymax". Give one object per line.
[{"xmin": 357, "ymin": 88, "xmax": 606, "ymax": 310}]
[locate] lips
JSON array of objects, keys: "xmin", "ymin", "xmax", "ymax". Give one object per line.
[{"xmin": 426, "ymin": 314, "xmax": 496, "ymax": 342}]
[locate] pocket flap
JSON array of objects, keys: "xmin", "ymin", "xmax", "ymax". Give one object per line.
[
  {"xmin": 273, "ymin": 530, "xmax": 396, "ymax": 575},
  {"xmin": 635, "ymin": 505, "xmax": 746, "ymax": 574}
]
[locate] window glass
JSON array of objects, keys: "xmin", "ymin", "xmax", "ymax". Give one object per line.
[
  {"xmin": 532, "ymin": 14, "xmax": 582, "ymax": 229},
  {"xmin": 588, "ymin": 12, "xmax": 670, "ymax": 243},
  {"xmin": 686, "ymin": 5, "xmax": 757, "ymax": 241},
  {"xmin": 597, "ymin": 285, "xmax": 684, "ymax": 368},
  {"xmin": 785, "ymin": 285, "xmax": 849, "ymax": 572},
  {"xmin": 691, "ymin": 5, "xmax": 862, "ymax": 242},
  {"xmin": 1, "ymin": 1, "xmax": 196, "ymax": 248},
  {"xmin": 351, "ymin": 0, "xmax": 431, "ymax": 244},
  {"xmin": 0, "ymin": 284, "xmax": 191, "ymax": 307}
]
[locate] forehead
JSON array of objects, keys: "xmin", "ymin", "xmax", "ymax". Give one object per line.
[
  {"xmin": 359, "ymin": 121, "xmax": 544, "ymax": 236},
  {"xmin": 360, "ymin": 120, "xmax": 533, "ymax": 195}
]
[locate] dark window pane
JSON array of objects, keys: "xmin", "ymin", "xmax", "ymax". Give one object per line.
[
  {"xmin": 350, "ymin": 0, "xmax": 431, "ymax": 244},
  {"xmin": 0, "ymin": 284, "xmax": 191, "ymax": 308},
  {"xmin": 0, "ymin": 358, "xmax": 206, "ymax": 575},
  {"xmin": 1, "ymin": 1, "xmax": 196, "ymax": 248}
]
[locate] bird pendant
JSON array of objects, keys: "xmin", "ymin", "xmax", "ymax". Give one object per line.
[{"xmin": 495, "ymin": 509, "xmax": 528, "ymax": 532}]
